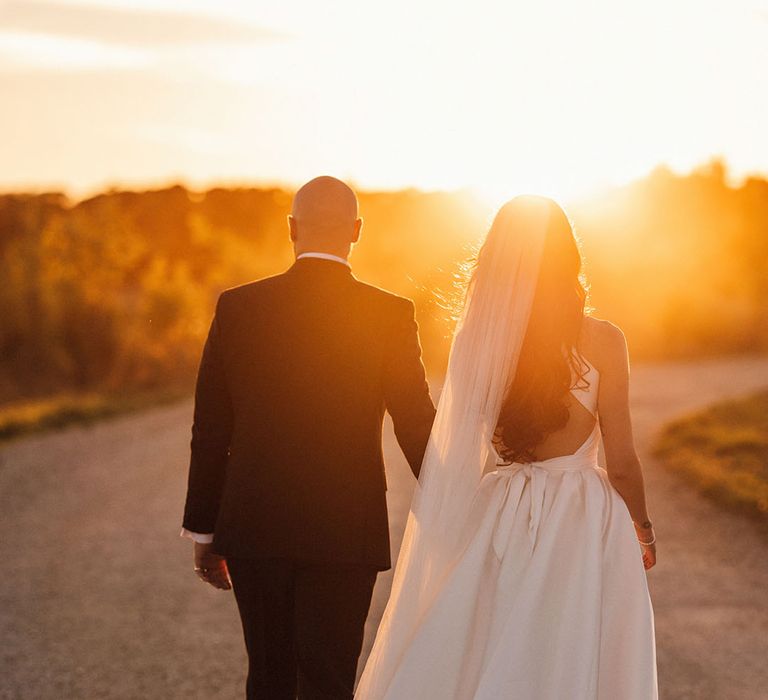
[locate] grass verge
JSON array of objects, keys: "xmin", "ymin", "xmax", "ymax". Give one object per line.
[
  {"xmin": 654, "ymin": 389, "xmax": 768, "ymax": 523},
  {"xmin": 0, "ymin": 386, "xmax": 191, "ymax": 444}
]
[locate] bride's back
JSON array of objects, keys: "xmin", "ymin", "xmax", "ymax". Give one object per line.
[{"xmin": 526, "ymin": 316, "xmax": 604, "ymax": 461}]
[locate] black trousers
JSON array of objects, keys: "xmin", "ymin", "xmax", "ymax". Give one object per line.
[{"xmin": 227, "ymin": 557, "xmax": 378, "ymax": 700}]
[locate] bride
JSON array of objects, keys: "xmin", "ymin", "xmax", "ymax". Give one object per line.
[{"xmin": 355, "ymin": 196, "xmax": 658, "ymax": 699}]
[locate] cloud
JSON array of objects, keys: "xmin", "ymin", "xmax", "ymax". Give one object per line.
[
  {"xmin": 0, "ymin": 1, "xmax": 286, "ymax": 48},
  {"xmin": 0, "ymin": 31, "xmax": 151, "ymax": 71}
]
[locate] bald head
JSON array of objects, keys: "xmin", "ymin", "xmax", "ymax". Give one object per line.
[{"xmin": 288, "ymin": 176, "xmax": 362, "ymax": 258}]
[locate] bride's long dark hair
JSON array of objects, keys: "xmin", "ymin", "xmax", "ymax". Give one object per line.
[{"xmin": 493, "ymin": 198, "xmax": 590, "ymax": 464}]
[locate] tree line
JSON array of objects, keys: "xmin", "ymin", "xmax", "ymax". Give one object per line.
[{"xmin": 1, "ymin": 161, "xmax": 765, "ymax": 405}]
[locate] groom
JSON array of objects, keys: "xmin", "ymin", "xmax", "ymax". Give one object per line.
[{"xmin": 180, "ymin": 176, "xmax": 436, "ymax": 699}]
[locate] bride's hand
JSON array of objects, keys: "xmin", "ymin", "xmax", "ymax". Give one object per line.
[
  {"xmin": 634, "ymin": 523, "xmax": 656, "ymax": 570},
  {"xmin": 640, "ymin": 542, "xmax": 656, "ymax": 570}
]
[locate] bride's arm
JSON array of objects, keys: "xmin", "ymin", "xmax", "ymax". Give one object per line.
[{"xmin": 596, "ymin": 321, "xmax": 657, "ymax": 570}]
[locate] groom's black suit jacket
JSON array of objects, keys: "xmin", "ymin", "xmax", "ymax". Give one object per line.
[{"xmin": 181, "ymin": 257, "xmax": 436, "ymax": 571}]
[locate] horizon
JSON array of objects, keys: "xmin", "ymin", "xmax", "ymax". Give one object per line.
[
  {"xmin": 2, "ymin": 0, "xmax": 766, "ymax": 203},
  {"xmin": 0, "ymin": 158, "xmax": 756, "ymax": 212}
]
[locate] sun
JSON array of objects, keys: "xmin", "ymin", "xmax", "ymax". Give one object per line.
[{"xmin": 467, "ymin": 178, "xmax": 583, "ymax": 214}]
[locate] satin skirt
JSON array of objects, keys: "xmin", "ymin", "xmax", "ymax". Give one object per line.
[{"xmin": 359, "ymin": 455, "xmax": 658, "ymax": 699}]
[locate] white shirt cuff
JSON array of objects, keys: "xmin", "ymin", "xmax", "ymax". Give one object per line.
[{"xmin": 180, "ymin": 527, "xmax": 214, "ymax": 544}]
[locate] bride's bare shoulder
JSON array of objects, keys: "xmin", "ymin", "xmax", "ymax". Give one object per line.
[{"xmin": 579, "ymin": 316, "xmax": 628, "ymax": 373}]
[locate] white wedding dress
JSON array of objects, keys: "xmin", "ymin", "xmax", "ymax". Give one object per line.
[{"xmin": 358, "ymin": 357, "xmax": 658, "ymax": 699}]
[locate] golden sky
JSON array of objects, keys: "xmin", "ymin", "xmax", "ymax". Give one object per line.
[{"xmin": 1, "ymin": 0, "xmax": 766, "ymax": 201}]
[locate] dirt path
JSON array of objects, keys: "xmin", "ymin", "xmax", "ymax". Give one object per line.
[{"xmin": 1, "ymin": 356, "xmax": 767, "ymax": 699}]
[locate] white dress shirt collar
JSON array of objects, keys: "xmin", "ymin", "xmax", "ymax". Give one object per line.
[{"xmin": 296, "ymin": 252, "xmax": 351, "ymax": 268}]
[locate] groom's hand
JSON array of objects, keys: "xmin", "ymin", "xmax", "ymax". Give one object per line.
[{"xmin": 193, "ymin": 542, "xmax": 232, "ymax": 590}]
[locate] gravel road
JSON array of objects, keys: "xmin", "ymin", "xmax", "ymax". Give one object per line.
[{"xmin": 1, "ymin": 356, "xmax": 767, "ymax": 699}]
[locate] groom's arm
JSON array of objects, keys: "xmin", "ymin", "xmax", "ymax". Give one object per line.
[
  {"xmin": 181, "ymin": 294, "xmax": 234, "ymax": 536},
  {"xmin": 383, "ymin": 299, "xmax": 436, "ymax": 479}
]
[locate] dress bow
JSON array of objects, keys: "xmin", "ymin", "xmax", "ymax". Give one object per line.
[{"xmin": 491, "ymin": 462, "xmax": 548, "ymax": 559}]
